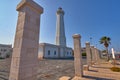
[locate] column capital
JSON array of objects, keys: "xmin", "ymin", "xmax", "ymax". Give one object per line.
[
  {"xmin": 91, "ymin": 45, "xmax": 94, "ymax": 48},
  {"xmin": 17, "ymin": 0, "xmax": 43, "ymax": 14},
  {"xmin": 86, "ymin": 42, "xmax": 90, "ymax": 45},
  {"xmin": 73, "ymin": 34, "xmax": 81, "ymax": 39}
]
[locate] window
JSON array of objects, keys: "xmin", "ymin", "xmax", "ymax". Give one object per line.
[
  {"xmin": 48, "ymin": 50, "xmax": 50, "ymax": 55},
  {"xmin": 54, "ymin": 51, "xmax": 56, "ymax": 55},
  {"xmin": 67, "ymin": 52, "xmax": 69, "ymax": 55},
  {"xmin": 70, "ymin": 52, "xmax": 71, "ymax": 55},
  {"xmin": 4, "ymin": 49, "xmax": 6, "ymax": 52}
]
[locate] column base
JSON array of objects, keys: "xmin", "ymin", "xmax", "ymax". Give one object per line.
[{"xmin": 83, "ymin": 65, "xmax": 89, "ymax": 71}]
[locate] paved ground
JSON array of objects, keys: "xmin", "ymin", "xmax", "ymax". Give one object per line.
[
  {"xmin": 0, "ymin": 58, "xmax": 120, "ymax": 80},
  {"xmin": 0, "ymin": 58, "xmax": 86, "ymax": 80},
  {"xmin": 37, "ymin": 59, "xmax": 75, "ymax": 80},
  {"xmin": 74, "ymin": 62, "xmax": 120, "ymax": 80},
  {"xmin": 0, "ymin": 58, "xmax": 11, "ymax": 80}
]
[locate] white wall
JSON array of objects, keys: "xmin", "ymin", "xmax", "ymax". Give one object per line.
[
  {"xmin": 65, "ymin": 48, "xmax": 73, "ymax": 57},
  {"xmin": 44, "ymin": 46, "xmax": 59, "ymax": 58},
  {"xmin": 38, "ymin": 46, "xmax": 44, "ymax": 59},
  {"xmin": 60, "ymin": 47, "xmax": 64, "ymax": 57},
  {"xmin": 39, "ymin": 43, "xmax": 73, "ymax": 58}
]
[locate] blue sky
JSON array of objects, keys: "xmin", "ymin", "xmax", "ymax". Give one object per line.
[{"xmin": 0, "ymin": 0, "xmax": 120, "ymax": 52}]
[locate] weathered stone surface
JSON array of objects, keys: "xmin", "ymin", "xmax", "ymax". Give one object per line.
[
  {"xmin": 9, "ymin": 0, "xmax": 43, "ymax": 80},
  {"xmin": 59, "ymin": 76, "xmax": 71, "ymax": 80},
  {"xmin": 83, "ymin": 65, "xmax": 89, "ymax": 71},
  {"xmin": 72, "ymin": 34, "xmax": 83, "ymax": 77},
  {"xmin": 85, "ymin": 42, "xmax": 92, "ymax": 66},
  {"xmin": 72, "ymin": 76, "xmax": 83, "ymax": 80},
  {"xmin": 95, "ymin": 48, "xmax": 100, "ymax": 64},
  {"xmin": 91, "ymin": 46, "xmax": 95, "ymax": 64},
  {"xmin": 0, "ymin": 59, "xmax": 120, "ymax": 80}
]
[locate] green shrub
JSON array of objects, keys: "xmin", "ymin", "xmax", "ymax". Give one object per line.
[
  {"xmin": 0, "ymin": 57, "xmax": 5, "ymax": 59},
  {"xmin": 110, "ymin": 67, "xmax": 120, "ymax": 72}
]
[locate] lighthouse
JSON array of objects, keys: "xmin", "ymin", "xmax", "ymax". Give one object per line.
[
  {"xmin": 38, "ymin": 7, "xmax": 73, "ymax": 59},
  {"xmin": 55, "ymin": 7, "xmax": 66, "ymax": 47}
]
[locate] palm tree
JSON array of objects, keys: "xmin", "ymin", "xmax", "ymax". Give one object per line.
[{"xmin": 99, "ymin": 36, "xmax": 111, "ymax": 61}]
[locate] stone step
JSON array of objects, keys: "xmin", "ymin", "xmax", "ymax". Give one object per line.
[
  {"xmin": 0, "ymin": 74, "xmax": 8, "ymax": 80},
  {"xmin": 0, "ymin": 71, "xmax": 9, "ymax": 80}
]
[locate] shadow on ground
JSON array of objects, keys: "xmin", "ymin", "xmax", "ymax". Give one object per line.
[{"xmin": 83, "ymin": 75, "xmax": 114, "ymax": 80}]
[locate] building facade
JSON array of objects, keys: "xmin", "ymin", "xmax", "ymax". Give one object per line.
[
  {"xmin": 39, "ymin": 43, "xmax": 72, "ymax": 58},
  {"xmin": 0, "ymin": 44, "xmax": 12, "ymax": 58}
]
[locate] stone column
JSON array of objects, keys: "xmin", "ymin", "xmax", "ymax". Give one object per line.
[
  {"xmin": 85, "ymin": 42, "xmax": 92, "ymax": 66},
  {"xmin": 91, "ymin": 46, "xmax": 95, "ymax": 64},
  {"xmin": 95, "ymin": 48, "xmax": 100, "ymax": 64},
  {"xmin": 9, "ymin": 0, "xmax": 43, "ymax": 80},
  {"xmin": 72, "ymin": 34, "xmax": 83, "ymax": 77}
]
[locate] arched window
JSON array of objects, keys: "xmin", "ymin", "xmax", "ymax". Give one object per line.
[
  {"xmin": 48, "ymin": 50, "xmax": 50, "ymax": 55},
  {"xmin": 54, "ymin": 51, "xmax": 56, "ymax": 55}
]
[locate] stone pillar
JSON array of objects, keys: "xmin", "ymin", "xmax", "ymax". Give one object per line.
[
  {"xmin": 9, "ymin": 0, "xmax": 43, "ymax": 80},
  {"xmin": 38, "ymin": 44, "xmax": 45, "ymax": 60},
  {"xmin": 95, "ymin": 48, "xmax": 100, "ymax": 64},
  {"xmin": 85, "ymin": 42, "xmax": 92, "ymax": 66},
  {"xmin": 72, "ymin": 34, "xmax": 83, "ymax": 77},
  {"xmin": 91, "ymin": 46, "xmax": 95, "ymax": 64}
]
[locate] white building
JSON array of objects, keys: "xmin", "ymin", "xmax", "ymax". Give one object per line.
[
  {"xmin": 39, "ymin": 43, "xmax": 72, "ymax": 58},
  {"xmin": 0, "ymin": 44, "xmax": 12, "ymax": 58},
  {"xmin": 38, "ymin": 8, "xmax": 73, "ymax": 59}
]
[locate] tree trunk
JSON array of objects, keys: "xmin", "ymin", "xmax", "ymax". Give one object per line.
[{"xmin": 106, "ymin": 47, "xmax": 109, "ymax": 61}]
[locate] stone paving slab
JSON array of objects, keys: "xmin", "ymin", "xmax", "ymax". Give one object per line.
[
  {"xmin": 59, "ymin": 76, "xmax": 71, "ymax": 80},
  {"xmin": 0, "ymin": 58, "xmax": 120, "ymax": 80},
  {"xmin": 61, "ymin": 61, "xmax": 120, "ymax": 80}
]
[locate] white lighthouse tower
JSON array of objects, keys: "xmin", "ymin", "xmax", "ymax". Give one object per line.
[{"xmin": 55, "ymin": 7, "xmax": 66, "ymax": 47}]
